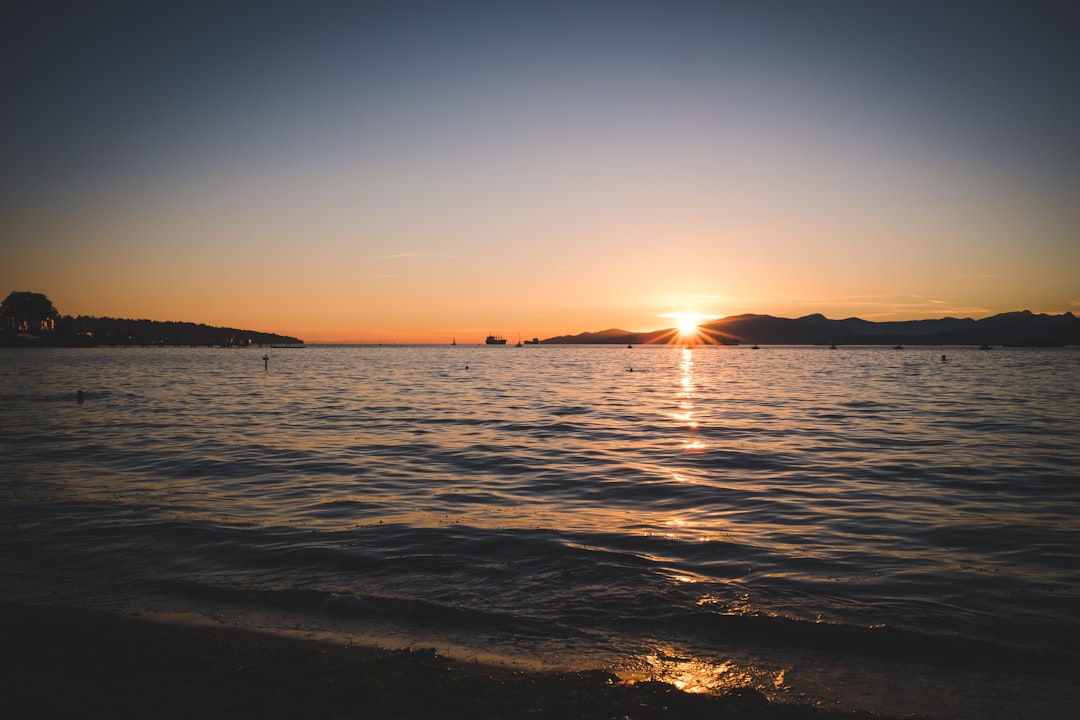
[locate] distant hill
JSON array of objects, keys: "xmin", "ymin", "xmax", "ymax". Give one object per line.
[
  {"xmin": 53, "ymin": 316, "xmax": 305, "ymax": 347},
  {"xmin": 543, "ymin": 311, "xmax": 1079, "ymax": 346},
  {"xmin": 543, "ymin": 328, "xmax": 644, "ymax": 345},
  {"xmin": 0, "ymin": 291, "xmax": 303, "ymax": 347}
]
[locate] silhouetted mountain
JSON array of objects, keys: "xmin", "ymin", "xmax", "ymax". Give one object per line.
[
  {"xmin": 543, "ymin": 328, "xmax": 643, "ymax": 344},
  {"xmin": 543, "ymin": 311, "xmax": 1079, "ymax": 346}
]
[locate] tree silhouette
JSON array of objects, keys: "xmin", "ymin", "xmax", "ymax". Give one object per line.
[
  {"xmin": 0, "ymin": 291, "xmax": 59, "ymax": 338},
  {"xmin": 0, "ymin": 290, "xmax": 304, "ymax": 347}
]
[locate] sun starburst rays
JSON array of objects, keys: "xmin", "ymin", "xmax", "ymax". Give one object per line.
[{"xmin": 657, "ymin": 313, "xmax": 726, "ymax": 346}]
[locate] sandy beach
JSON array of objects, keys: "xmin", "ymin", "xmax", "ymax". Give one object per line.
[{"xmin": 3, "ymin": 602, "xmax": 895, "ymax": 719}]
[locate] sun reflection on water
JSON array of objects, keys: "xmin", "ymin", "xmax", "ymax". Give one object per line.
[
  {"xmin": 674, "ymin": 347, "xmax": 707, "ymax": 449},
  {"xmin": 621, "ymin": 647, "xmax": 787, "ymax": 697}
]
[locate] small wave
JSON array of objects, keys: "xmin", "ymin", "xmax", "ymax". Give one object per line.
[{"xmin": 662, "ymin": 610, "xmax": 1078, "ymax": 673}]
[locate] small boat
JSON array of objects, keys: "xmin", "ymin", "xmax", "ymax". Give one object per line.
[
  {"xmin": 524, "ymin": 337, "xmax": 540, "ymax": 345},
  {"xmin": 894, "ymin": 344, "xmax": 904, "ymax": 350},
  {"xmin": 485, "ymin": 334, "xmax": 507, "ymax": 345},
  {"xmin": 751, "ymin": 344, "xmax": 760, "ymax": 350},
  {"xmin": 979, "ymin": 344, "xmax": 993, "ymax": 350},
  {"xmin": 515, "ymin": 335, "xmax": 523, "ymax": 348},
  {"xmin": 451, "ymin": 338, "xmax": 456, "ymax": 346}
]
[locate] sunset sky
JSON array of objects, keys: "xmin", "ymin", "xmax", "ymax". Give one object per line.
[{"xmin": 3, "ymin": 1, "xmax": 1078, "ymax": 343}]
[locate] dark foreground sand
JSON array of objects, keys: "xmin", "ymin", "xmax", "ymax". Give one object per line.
[{"xmin": 2, "ymin": 603, "xmax": 895, "ymax": 719}]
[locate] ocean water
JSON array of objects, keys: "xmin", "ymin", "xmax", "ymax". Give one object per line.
[{"xmin": 2, "ymin": 344, "xmax": 1078, "ymax": 717}]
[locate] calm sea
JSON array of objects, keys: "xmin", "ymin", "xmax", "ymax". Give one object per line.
[{"xmin": 2, "ymin": 344, "xmax": 1078, "ymax": 717}]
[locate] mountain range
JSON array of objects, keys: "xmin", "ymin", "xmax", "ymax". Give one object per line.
[{"xmin": 543, "ymin": 311, "xmax": 1079, "ymax": 346}]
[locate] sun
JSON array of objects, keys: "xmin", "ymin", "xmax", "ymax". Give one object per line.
[
  {"xmin": 676, "ymin": 315, "xmax": 699, "ymax": 336},
  {"xmin": 661, "ymin": 312, "xmax": 713, "ymax": 341}
]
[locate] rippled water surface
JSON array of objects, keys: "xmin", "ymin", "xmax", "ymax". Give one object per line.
[{"xmin": 3, "ymin": 345, "xmax": 1079, "ymax": 717}]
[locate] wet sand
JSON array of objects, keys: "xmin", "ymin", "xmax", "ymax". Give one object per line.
[{"xmin": 2, "ymin": 602, "xmax": 892, "ymax": 719}]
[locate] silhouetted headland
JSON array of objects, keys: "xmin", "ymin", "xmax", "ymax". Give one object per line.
[
  {"xmin": 1, "ymin": 291, "xmax": 303, "ymax": 347},
  {"xmin": 543, "ymin": 310, "xmax": 1079, "ymax": 347}
]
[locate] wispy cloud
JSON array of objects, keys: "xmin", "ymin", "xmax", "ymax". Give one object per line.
[
  {"xmin": 369, "ymin": 252, "xmax": 458, "ymax": 261},
  {"xmin": 667, "ymin": 292, "xmax": 730, "ymax": 301},
  {"xmin": 747, "ymin": 293, "xmax": 889, "ymax": 308},
  {"xmin": 743, "ymin": 293, "xmax": 997, "ymax": 320}
]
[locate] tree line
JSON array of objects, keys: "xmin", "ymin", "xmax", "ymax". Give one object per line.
[{"xmin": 0, "ymin": 291, "xmax": 303, "ymax": 347}]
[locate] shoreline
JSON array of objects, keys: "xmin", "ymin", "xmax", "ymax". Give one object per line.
[{"xmin": 2, "ymin": 602, "xmax": 892, "ymax": 719}]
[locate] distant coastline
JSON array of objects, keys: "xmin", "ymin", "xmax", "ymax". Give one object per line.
[
  {"xmin": 0, "ymin": 291, "xmax": 303, "ymax": 348},
  {"xmin": 544, "ymin": 310, "xmax": 1079, "ymax": 347},
  {"xmin": 4, "ymin": 290, "xmax": 1076, "ymax": 348}
]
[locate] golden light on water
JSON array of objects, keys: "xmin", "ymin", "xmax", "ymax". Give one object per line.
[
  {"xmin": 621, "ymin": 647, "xmax": 787, "ymax": 697},
  {"xmin": 675, "ymin": 346, "xmax": 706, "ymax": 449}
]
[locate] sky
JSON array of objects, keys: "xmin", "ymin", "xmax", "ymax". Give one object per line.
[{"xmin": 3, "ymin": 0, "xmax": 1078, "ymax": 343}]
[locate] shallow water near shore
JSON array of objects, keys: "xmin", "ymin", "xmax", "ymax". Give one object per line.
[{"xmin": 2, "ymin": 344, "xmax": 1078, "ymax": 717}]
